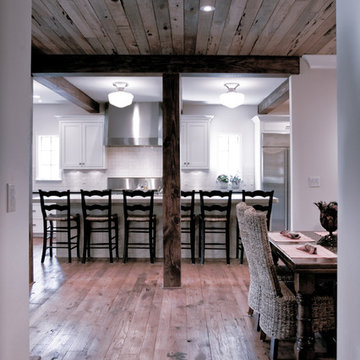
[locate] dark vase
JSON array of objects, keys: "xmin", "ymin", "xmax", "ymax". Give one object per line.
[{"xmin": 314, "ymin": 201, "xmax": 338, "ymax": 247}]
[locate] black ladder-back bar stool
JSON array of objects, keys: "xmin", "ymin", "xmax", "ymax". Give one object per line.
[
  {"xmin": 199, "ymin": 190, "xmax": 232, "ymax": 265},
  {"xmin": 39, "ymin": 190, "xmax": 81, "ymax": 263},
  {"xmin": 80, "ymin": 189, "xmax": 119, "ymax": 263},
  {"xmin": 236, "ymin": 190, "xmax": 274, "ymax": 264},
  {"xmin": 122, "ymin": 190, "xmax": 156, "ymax": 263},
  {"xmin": 181, "ymin": 190, "xmax": 196, "ymax": 264}
]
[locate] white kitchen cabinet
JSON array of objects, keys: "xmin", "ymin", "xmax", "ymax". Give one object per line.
[
  {"xmin": 60, "ymin": 119, "xmax": 105, "ymax": 169},
  {"xmin": 181, "ymin": 116, "xmax": 211, "ymax": 169},
  {"xmin": 32, "ymin": 202, "xmax": 43, "ymax": 236}
]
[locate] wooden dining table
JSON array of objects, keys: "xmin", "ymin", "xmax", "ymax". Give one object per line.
[{"xmin": 268, "ymin": 231, "xmax": 337, "ymax": 360}]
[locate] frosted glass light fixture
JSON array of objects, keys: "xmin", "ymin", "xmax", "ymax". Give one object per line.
[
  {"xmin": 219, "ymin": 83, "xmax": 245, "ymax": 109},
  {"xmin": 108, "ymin": 82, "xmax": 134, "ymax": 108}
]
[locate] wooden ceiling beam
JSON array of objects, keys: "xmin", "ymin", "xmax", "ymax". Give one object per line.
[
  {"xmin": 258, "ymin": 79, "xmax": 289, "ymax": 114},
  {"xmin": 31, "ymin": 55, "xmax": 300, "ymax": 75},
  {"xmin": 34, "ymin": 76, "xmax": 100, "ymax": 113}
]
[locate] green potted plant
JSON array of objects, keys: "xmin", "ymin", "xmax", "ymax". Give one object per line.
[
  {"xmin": 230, "ymin": 175, "xmax": 242, "ymax": 190},
  {"xmin": 216, "ymin": 174, "xmax": 229, "ymax": 189}
]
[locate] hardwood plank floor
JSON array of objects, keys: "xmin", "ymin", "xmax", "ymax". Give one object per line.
[{"xmin": 29, "ymin": 238, "xmax": 302, "ymax": 360}]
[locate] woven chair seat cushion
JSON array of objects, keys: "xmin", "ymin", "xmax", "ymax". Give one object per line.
[
  {"xmin": 46, "ymin": 214, "xmax": 78, "ymax": 221},
  {"xmin": 204, "ymin": 216, "xmax": 227, "ymax": 222},
  {"xmin": 127, "ymin": 215, "xmax": 155, "ymax": 222},
  {"xmin": 260, "ymin": 281, "xmax": 297, "ymax": 340},
  {"xmin": 85, "ymin": 214, "xmax": 117, "ymax": 221}
]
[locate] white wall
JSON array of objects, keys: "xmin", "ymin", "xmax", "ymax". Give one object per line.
[
  {"xmin": 337, "ymin": 1, "xmax": 360, "ymax": 358},
  {"xmin": 290, "ymin": 58, "xmax": 337, "ymax": 230},
  {"xmin": 0, "ymin": 0, "xmax": 31, "ymax": 358}
]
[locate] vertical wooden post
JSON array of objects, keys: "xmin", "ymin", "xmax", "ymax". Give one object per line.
[{"xmin": 162, "ymin": 73, "xmax": 181, "ymax": 288}]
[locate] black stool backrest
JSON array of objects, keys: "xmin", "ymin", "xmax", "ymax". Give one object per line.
[
  {"xmin": 39, "ymin": 189, "xmax": 71, "ymax": 222},
  {"xmin": 181, "ymin": 190, "xmax": 195, "ymax": 218},
  {"xmin": 123, "ymin": 190, "xmax": 155, "ymax": 219},
  {"xmin": 199, "ymin": 190, "xmax": 232, "ymax": 219},
  {"xmin": 242, "ymin": 190, "xmax": 274, "ymax": 230},
  {"xmin": 80, "ymin": 189, "xmax": 112, "ymax": 219}
]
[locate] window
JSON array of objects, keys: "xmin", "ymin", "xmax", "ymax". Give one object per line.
[
  {"xmin": 217, "ymin": 134, "xmax": 242, "ymax": 176},
  {"xmin": 36, "ymin": 135, "xmax": 61, "ymax": 180}
]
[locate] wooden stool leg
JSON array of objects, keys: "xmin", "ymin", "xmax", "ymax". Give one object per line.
[
  {"xmin": 41, "ymin": 222, "xmax": 48, "ymax": 263},
  {"xmin": 82, "ymin": 222, "xmax": 88, "ymax": 264},
  {"xmin": 123, "ymin": 222, "xmax": 129, "ymax": 263},
  {"xmin": 226, "ymin": 223, "xmax": 230, "ymax": 265},
  {"xmin": 49, "ymin": 221, "xmax": 54, "ymax": 258},
  {"xmin": 149, "ymin": 220, "xmax": 154, "ymax": 263},
  {"xmin": 190, "ymin": 220, "xmax": 195, "ymax": 264},
  {"xmin": 115, "ymin": 219, "xmax": 119, "ymax": 259},
  {"xmin": 236, "ymin": 220, "xmax": 240, "ymax": 258},
  {"xmin": 108, "ymin": 221, "xmax": 113, "ymax": 263},
  {"xmin": 67, "ymin": 227, "xmax": 72, "ymax": 263},
  {"xmin": 76, "ymin": 218, "xmax": 81, "ymax": 259}
]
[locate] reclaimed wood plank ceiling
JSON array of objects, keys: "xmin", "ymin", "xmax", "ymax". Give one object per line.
[{"xmin": 31, "ymin": 0, "xmax": 336, "ymax": 56}]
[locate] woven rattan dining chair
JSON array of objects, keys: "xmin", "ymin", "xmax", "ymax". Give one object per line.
[
  {"xmin": 236, "ymin": 190, "xmax": 274, "ymax": 264},
  {"xmin": 81, "ymin": 189, "xmax": 119, "ymax": 263},
  {"xmin": 181, "ymin": 190, "xmax": 196, "ymax": 264},
  {"xmin": 199, "ymin": 190, "xmax": 232, "ymax": 265},
  {"xmin": 39, "ymin": 190, "xmax": 81, "ymax": 263},
  {"xmin": 236, "ymin": 202, "xmax": 262, "ymax": 317},
  {"xmin": 242, "ymin": 206, "xmax": 297, "ymax": 360}
]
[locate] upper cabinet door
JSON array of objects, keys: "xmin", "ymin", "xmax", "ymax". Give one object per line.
[
  {"xmin": 60, "ymin": 122, "xmax": 83, "ymax": 169},
  {"xmin": 82, "ymin": 122, "xmax": 105, "ymax": 168},
  {"xmin": 60, "ymin": 119, "xmax": 105, "ymax": 170},
  {"xmin": 181, "ymin": 116, "xmax": 212, "ymax": 170}
]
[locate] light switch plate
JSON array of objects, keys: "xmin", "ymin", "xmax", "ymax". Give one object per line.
[
  {"xmin": 308, "ymin": 176, "xmax": 320, "ymax": 188},
  {"xmin": 7, "ymin": 183, "xmax": 16, "ymax": 212}
]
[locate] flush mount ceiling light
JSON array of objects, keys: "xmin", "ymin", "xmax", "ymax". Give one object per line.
[
  {"xmin": 108, "ymin": 82, "xmax": 134, "ymax": 108},
  {"xmin": 200, "ymin": 5, "xmax": 215, "ymax": 12},
  {"xmin": 219, "ymin": 83, "xmax": 245, "ymax": 109}
]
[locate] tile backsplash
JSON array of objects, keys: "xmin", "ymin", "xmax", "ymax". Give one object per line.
[{"xmin": 34, "ymin": 146, "xmax": 252, "ymax": 192}]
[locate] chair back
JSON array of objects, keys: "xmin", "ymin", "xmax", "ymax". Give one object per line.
[
  {"xmin": 39, "ymin": 190, "xmax": 72, "ymax": 224},
  {"xmin": 181, "ymin": 190, "xmax": 195, "ymax": 220},
  {"xmin": 242, "ymin": 190, "xmax": 274, "ymax": 230},
  {"xmin": 123, "ymin": 190, "xmax": 155, "ymax": 220},
  {"xmin": 80, "ymin": 189, "xmax": 112, "ymax": 221},
  {"xmin": 236, "ymin": 202, "xmax": 262, "ymax": 311},
  {"xmin": 199, "ymin": 190, "xmax": 232, "ymax": 220},
  {"xmin": 243, "ymin": 207, "xmax": 282, "ymax": 298}
]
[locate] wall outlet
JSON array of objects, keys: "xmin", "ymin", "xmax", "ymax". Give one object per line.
[
  {"xmin": 7, "ymin": 183, "xmax": 16, "ymax": 212},
  {"xmin": 308, "ymin": 176, "xmax": 320, "ymax": 188}
]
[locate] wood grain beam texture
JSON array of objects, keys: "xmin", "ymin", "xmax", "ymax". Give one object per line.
[
  {"xmin": 258, "ymin": 79, "xmax": 289, "ymax": 114},
  {"xmin": 162, "ymin": 73, "xmax": 181, "ymax": 288},
  {"xmin": 34, "ymin": 76, "xmax": 100, "ymax": 113},
  {"xmin": 31, "ymin": 55, "xmax": 300, "ymax": 75}
]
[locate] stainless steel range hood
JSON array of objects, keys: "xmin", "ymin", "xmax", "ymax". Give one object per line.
[{"xmin": 105, "ymin": 102, "xmax": 162, "ymax": 146}]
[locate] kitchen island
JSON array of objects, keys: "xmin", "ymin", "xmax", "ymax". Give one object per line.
[{"xmin": 33, "ymin": 193, "xmax": 278, "ymax": 261}]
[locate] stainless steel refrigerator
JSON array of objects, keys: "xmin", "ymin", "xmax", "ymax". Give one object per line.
[{"xmin": 261, "ymin": 133, "xmax": 290, "ymax": 231}]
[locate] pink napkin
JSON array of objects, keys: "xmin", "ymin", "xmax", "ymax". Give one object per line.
[
  {"xmin": 296, "ymin": 243, "xmax": 317, "ymax": 254},
  {"xmin": 280, "ymin": 230, "xmax": 301, "ymax": 239}
]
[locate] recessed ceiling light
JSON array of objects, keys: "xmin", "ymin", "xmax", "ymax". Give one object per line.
[{"xmin": 200, "ymin": 5, "xmax": 215, "ymax": 12}]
